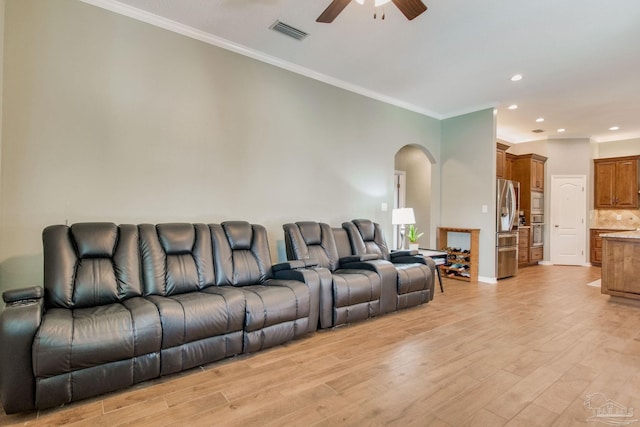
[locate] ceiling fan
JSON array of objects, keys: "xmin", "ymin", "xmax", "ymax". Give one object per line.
[{"xmin": 317, "ymin": 0, "xmax": 427, "ymax": 23}]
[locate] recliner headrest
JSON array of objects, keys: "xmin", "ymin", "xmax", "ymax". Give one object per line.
[
  {"xmin": 157, "ymin": 223, "xmax": 195, "ymax": 255},
  {"xmin": 297, "ymin": 222, "xmax": 322, "ymax": 245},
  {"xmin": 222, "ymin": 221, "xmax": 252, "ymax": 250},
  {"xmin": 71, "ymin": 223, "xmax": 118, "ymax": 258},
  {"xmin": 353, "ymin": 219, "xmax": 375, "ymax": 241}
]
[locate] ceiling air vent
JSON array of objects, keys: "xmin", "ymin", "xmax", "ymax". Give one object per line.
[
  {"xmin": 270, "ymin": 20, "xmax": 309, "ymax": 41},
  {"xmin": 532, "ymin": 129, "xmax": 545, "ymax": 133}
]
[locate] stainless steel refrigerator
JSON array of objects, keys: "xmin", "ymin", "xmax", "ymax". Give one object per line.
[{"xmin": 496, "ymin": 179, "xmax": 519, "ymax": 279}]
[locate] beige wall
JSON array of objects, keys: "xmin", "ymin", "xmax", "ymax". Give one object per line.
[
  {"xmin": 394, "ymin": 145, "xmax": 432, "ymax": 247},
  {"xmin": 0, "ymin": 0, "xmax": 441, "ymax": 295},
  {"xmin": 441, "ymin": 109, "xmax": 497, "ymax": 282},
  {"xmin": 593, "ymin": 137, "xmax": 640, "ymax": 159}
]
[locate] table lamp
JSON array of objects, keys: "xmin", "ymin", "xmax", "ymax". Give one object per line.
[{"xmin": 392, "ymin": 207, "xmax": 415, "ymax": 250}]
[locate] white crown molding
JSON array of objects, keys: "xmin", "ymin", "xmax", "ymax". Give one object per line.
[{"xmin": 79, "ymin": 0, "xmax": 443, "ymax": 120}]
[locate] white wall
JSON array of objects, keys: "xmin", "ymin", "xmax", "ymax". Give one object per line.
[
  {"xmin": 0, "ymin": 0, "xmax": 441, "ymax": 296},
  {"xmin": 441, "ymin": 109, "xmax": 496, "ymax": 282}
]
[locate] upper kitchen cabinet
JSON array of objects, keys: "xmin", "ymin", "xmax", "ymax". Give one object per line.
[
  {"xmin": 496, "ymin": 143, "xmax": 515, "ymax": 180},
  {"xmin": 513, "ymin": 154, "xmax": 548, "ymax": 193},
  {"xmin": 594, "ymin": 156, "xmax": 639, "ymax": 209},
  {"xmin": 496, "ymin": 143, "xmax": 508, "ymax": 179}
]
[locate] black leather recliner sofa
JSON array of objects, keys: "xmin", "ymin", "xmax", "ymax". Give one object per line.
[
  {"xmin": 284, "ymin": 220, "xmax": 436, "ymax": 329},
  {"xmin": 0, "ymin": 221, "xmax": 317, "ymax": 413}
]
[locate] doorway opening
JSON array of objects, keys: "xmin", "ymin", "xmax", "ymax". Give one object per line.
[{"xmin": 394, "ymin": 145, "xmax": 433, "ymax": 250}]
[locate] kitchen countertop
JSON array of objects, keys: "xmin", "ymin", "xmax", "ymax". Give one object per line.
[
  {"xmin": 601, "ymin": 230, "xmax": 640, "ymax": 239},
  {"xmin": 590, "ymin": 226, "xmax": 636, "ymax": 230}
]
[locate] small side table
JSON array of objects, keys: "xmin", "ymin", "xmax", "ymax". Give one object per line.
[{"xmin": 419, "ymin": 249, "xmax": 447, "ymax": 293}]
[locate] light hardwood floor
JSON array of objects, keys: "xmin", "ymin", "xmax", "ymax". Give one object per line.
[{"xmin": 4, "ymin": 265, "xmax": 640, "ymax": 426}]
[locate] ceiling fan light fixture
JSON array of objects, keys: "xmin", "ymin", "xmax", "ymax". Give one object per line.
[{"xmin": 355, "ymin": 0, "xmax": 392, "ymax": 5}]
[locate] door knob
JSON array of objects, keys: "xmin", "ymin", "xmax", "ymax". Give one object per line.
[{"xmin": 554, "ymin": 225, "xmax": 559, "ymax": 228}]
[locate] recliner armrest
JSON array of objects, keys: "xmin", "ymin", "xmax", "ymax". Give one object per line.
[
  {"xmin": 272, "ymin": 259, "xmax": 318, "ymax": 272},
  {"xmin": 3, "ymin": 286, "xmax": 44, "ymax": 305},
  {"xmin": 391, "ymin": 255, "xmax": 428, "ymax": 265},
  {"xmin": 0, "ymin": 296, "xmax": 44, "ymax": 413},
  {"xmin": 340, "ymin": 254, "xmax": 380, "ymax": 265},
  {"xmin": 390, "ymin": 250, "xmax": 419, "ymax": 259}
]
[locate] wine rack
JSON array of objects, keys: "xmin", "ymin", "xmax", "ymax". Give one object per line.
[{"xmin": 437, "ymin": 227, "xmax": 480, "ymax": 282}]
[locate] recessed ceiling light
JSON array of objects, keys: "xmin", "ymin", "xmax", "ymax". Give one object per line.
[
  {"xmin": 510, "ymin": 74, "xmax": 523, "ymax": 82},
  {"xmin": 508, "ymin": 104, "xmax": 518, "ymax": 110},
  {"xmin": 536, "ymin": 118, "xmax": 544, "ymax": 123},
  {"xmin": 557, "ymin": 128, "xmax": 566, "ymax": 133},
  {"xmin": 609, "ymin": 126, "xmax": 620, "ymax": 131}
]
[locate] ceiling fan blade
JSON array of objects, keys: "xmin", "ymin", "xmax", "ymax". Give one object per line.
[
  {"xmin": 391, "ymin": 0, "xmax": 427, "ymax": 20},
  {"xmin": 317, "ymin": 0, "xmax": 352, "ymax": 23}
]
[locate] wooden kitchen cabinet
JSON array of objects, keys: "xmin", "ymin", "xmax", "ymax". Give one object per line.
[
  {"xmin": 594, "ymin": 156, "xmax": 639, "ymax": 209},
  {"xmin": 505, "ymin": 153, "xmax": 516, "ymax": 181},
  {"xmin": 518, "ymin": 226, "xmax": 530, "ymax": 266},
  {"xmin": 590, "ymin": 228, "xmax": 634, "ymax": 266},
  {"xmin": 513, "ymin": 153, "xmax": 547, "ymax": 225},
  {"xmin": 533, "ymin": 158, "xmax": 545, "ymax": 191},
  {"xmin": 496, "ymin": 142, "xmax": 509, "ymax": 179},
  {"xmin": 530, "ymin": 246, "xmax": 543, "ymax": 263},
  {"xmin": 602, "ymin": 232, "xmax": 640, "ymax": 299}
]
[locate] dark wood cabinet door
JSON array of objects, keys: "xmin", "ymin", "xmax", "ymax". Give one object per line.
[
  {"xmin": 496, "ymin": 149, "xmax": 505, "ymax": 178},
  {"xmin": 615, "ymin": 159, "xmax": 638, "ymax": 208},
  {"xmin": 532, "ymin": 159, "xmax": 544, "ymax": 191},
  {"xmin": 594, "ymin": 161, "xmax": 616, "ymax": 208}
]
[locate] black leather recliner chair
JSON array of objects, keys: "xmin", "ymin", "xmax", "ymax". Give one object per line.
[
  {"xmin": 139, "ymin": 223, "xmax": 246, "ymax": 375},
  {"xmin": 343, "ymin": 219, "xmax": 436, "ymax": 309},
  {"xmin": 29, "ymin": 223, "xmax": 163, "ymax": 410},
  {"xmin": 283, "ymin": 221, "xmax": 388, "ymax": 328},
  {"xmin": 210, "ymin": 221, "xmax": 312, "ymax": 352}
]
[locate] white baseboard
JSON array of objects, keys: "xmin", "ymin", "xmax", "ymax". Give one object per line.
[
  {"xmin": 478, "ymin": 276, "xmax": 498, "ymax": 284},
  {"xmin": 538, "ymin": 261, "xmax": 553, "ymax": 266}
]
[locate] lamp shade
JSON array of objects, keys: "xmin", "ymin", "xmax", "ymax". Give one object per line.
[{"xmin": 392, "ymin": 208, "xmax": 415, "ymax": 225}]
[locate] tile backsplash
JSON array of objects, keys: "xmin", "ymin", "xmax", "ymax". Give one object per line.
[{"xmin": 591, "ymin": 209, "xmax": 640, "ymax": 229}]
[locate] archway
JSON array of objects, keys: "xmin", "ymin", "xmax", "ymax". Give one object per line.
[{"xmin": 394, "ymin": 144, "xmax": 433, "ymax": 249}]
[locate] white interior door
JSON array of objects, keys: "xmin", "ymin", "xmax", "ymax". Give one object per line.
[{"xmin": 550, "ymin": 175, "xmax": 587, "ymax": 265}]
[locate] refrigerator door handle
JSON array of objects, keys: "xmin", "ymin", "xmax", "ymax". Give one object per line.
[{"xmin": 507, "ymin": 181, "xmax": 517, "ymax": 230}]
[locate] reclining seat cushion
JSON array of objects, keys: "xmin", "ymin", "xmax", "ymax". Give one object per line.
[
  {"xmin": 33, "ymin": 298, "xmax": 161, "ymax": 408},
  {"xmin": 211, "ymin": 222, "xmax": 310, "ymax": 353},
  {"xmin": 35, "ymin": 223, "xmax": 161, "ymax": 409},
  {"xmin": 330, "ymin": 268, "xmax": 381, "ymax": 325},
  {"xmin": 140, "ymin": 223, "xmax": 245, "ymax": 375}
]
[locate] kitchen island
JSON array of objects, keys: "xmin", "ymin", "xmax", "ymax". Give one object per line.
[{"xmin": 601, "ymin": 230, "xmax": 640, "ymax": 299}]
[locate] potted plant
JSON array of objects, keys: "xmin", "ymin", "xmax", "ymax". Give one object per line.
[{"xmin": 407, "ymin": 224, "xmax": 423, "ymax": 250}]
